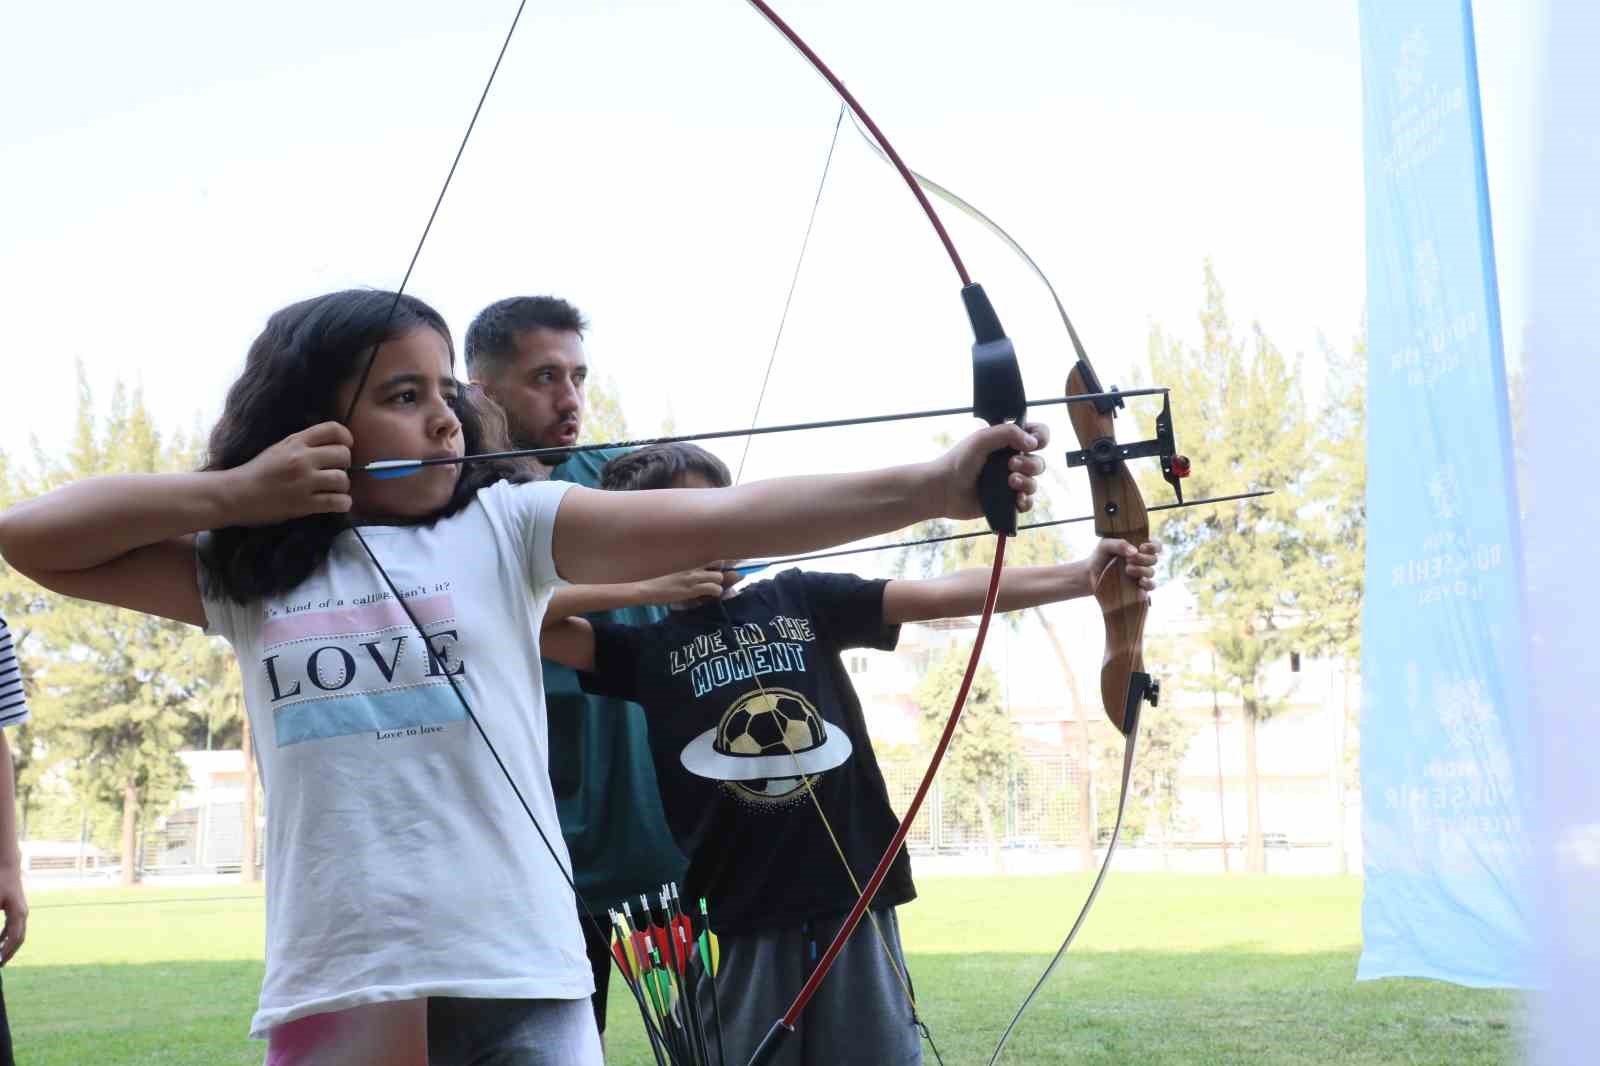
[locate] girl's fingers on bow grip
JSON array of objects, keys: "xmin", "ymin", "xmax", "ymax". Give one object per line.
[
  {"xmin": 1008, "ymin": 452, "xmax": 1046, "ymax": 479},
  {"xmin": 1004, "ymin": 464, "xmax": 1043, "ymax": 489},
  {"xmin": 1011, "ymin": 476, "xmax": 1038, "ymax": 513},
  {"xmin": 992, "ymin": 421, "xmax": 1042, "ymax": 456},
  {"xmin": 1008, "ymin": 470, "xmax": 1038, "ymax": 500},
  {"xmin": 1007, "ymin": 422, "xmax": 1049, "ymax": 475}
]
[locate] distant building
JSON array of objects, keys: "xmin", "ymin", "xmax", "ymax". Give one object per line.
[
  {"xmin": 146, "ymin": 750, "xmax": 259, "ymax": 874},
  {"xmin": 21, "ymin": 838, "xmax": 109, "ymax": 876}
]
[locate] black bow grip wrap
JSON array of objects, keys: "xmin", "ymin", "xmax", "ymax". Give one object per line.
[{"xmin": 964, "ymin": 283, "xmax": 1027, "ymax": 536}]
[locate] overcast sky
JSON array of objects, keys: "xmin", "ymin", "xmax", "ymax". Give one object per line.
[{"xmin": 1, "ymin": 0, "xmax": 1536, "ymax": 555}]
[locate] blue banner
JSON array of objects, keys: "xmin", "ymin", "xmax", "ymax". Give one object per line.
[{"xmin": 1356, "ymin": 0, "xmax": 1531, "ymax": 986}]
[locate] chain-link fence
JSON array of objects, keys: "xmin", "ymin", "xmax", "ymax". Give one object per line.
[
  {"xmin": 140, "ymin": 800, "xmax": 261, "ymax": 876},
  {"xmin": 878, "ymin": 752, "xmax": 1091, "ymax": 853},
  {"xmin": 116, "ymin": 754, "xmax": 1088, "ymax": 876}
]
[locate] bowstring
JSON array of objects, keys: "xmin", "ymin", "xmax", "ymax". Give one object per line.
[
  {"xmin": 985, "ymin": 710, "xmax": 1142, "ymax": 1065},
  {"xmin": 712, "ymin": 597, "xmax": 947, "ymax": 1066},
  {"xmin": 732, "ymin": 102, "xmax": 848, "ymax": 486},
  {"xmin": 985, "ymin": 547, "xmax": 1150, "ymax": 1063},
  {"xmin": 720, "ymin": 96, "xmax": 945, "ymax": 1063},
  {"xmin": 334, "ymin": 3, "xmax": 681, "ymax": 1058}
]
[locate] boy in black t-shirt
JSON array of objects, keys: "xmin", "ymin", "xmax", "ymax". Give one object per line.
[{"xmin": 541, "ymin": 444, "xmax": 1158, "ymax": 1066}]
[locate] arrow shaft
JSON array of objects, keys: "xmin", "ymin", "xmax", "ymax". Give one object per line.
[{"xmin": 364, "ymin": 389, "xmax": 1169, "ymax": 474}]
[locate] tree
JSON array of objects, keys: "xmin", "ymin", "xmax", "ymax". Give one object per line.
[
  {"xmin": 912, "ymin": 641, "xmax": 1016, "ymax": 872},
  {"xmin": 1085, "ymin": 622, "xmax": 1201, "ymax": 864},
  {"xmin": 1142, "ymin": 263, "xmax": 1318, "ymax": 873},
  {"xmin": 896, "ymin": 493, "xmax": 1106, "ymax": 870},
  {"xmin": 579, "ymin": 374, "xmax": 630, "ymax": 444},
  {"xmin": 1092, "ymin": 688, "xmax": 1196, "ymax": 865},
  {"xmin": 3, "ymin": 371, "xmax": 236, "ymax": 883},
  {"xmin": 1296, "ymin": 328, "xmax": 1367, "ymax": 874}
]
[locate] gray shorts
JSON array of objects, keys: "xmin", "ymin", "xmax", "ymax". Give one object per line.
[
  {"xmin": 427, "ymin": 996, "xmax": 602, "ymax": 1066},
  {"xmin": 693, "ymin": 908, "xmax": 924, "ymax": 1066}
]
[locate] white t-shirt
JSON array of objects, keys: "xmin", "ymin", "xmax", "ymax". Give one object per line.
[{"xmin": 202, "ymin": 480, "xmax": 585, "ymax": 1036}]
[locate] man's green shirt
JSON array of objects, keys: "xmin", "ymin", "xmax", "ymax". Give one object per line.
[{"xmin": 545, "ymin": 449, "xmax": 688, "ymax": 910}]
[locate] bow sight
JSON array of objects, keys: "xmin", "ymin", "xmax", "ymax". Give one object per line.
[{"xmin": 1062, "ymin": 360, "xmax": 1190, "ymax": 507}]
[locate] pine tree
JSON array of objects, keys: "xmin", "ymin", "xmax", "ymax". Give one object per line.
[
  {"xmin": 2, "ymin": 370, "xmax": 242, "ymax": 883},
  {"xmin": 1142, "ymin": 263, "xmax": 1317, "ymax": 873},
  {"xmin": 913, "ymin": 641, "xmax": 1016, "ymax": 873},
  {"xmin": 579, "ymin": 374, "xmax": 631, "ymax": 444},
  {"xmin": 1297, "ymin": 328, "xmax": 1367, "ymax": 873},
  {"xmin": 896, "ymin": 503, "xmax": 1103, "ymax": 869}
]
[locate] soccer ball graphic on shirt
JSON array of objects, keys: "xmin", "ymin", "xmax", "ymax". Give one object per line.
[{"xmin": 680, "ymin": 688, "xmax": 853, "ymax": 804}]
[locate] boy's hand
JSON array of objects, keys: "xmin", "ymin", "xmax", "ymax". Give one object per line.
[
  {"xmin": 1087, "ymin": 539, "xmax": 1161, "ymax": 601},
  {"xmin": 226, "ymin": 423, "xmax": 354, "ymax": 526},
  {"xmin": 636, "ymin": 568, "xmax": 728, "ymax": 607},
  {"xmin": 936, "ymin": 422, "xmax": 1049, "ymax": 522}
]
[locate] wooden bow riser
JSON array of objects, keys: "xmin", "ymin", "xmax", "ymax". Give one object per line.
[{"xmin": 1066, "ymin": 364, "xmax": 1150, "ymax": 736}]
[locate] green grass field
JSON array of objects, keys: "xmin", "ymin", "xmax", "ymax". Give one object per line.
[{"xmin": 7, "ymin": 874, "xmax": 1522, "ymax": 1065}]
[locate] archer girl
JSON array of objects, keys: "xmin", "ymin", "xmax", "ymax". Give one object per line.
[{"xmin": 0, "ymin": 288, "xmax": 1049, "ymax": 1066}]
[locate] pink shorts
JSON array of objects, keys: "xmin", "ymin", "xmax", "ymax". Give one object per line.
[{"xmin": 265, "ymin": 1000, "xmax": 427, "ymax": 1066}]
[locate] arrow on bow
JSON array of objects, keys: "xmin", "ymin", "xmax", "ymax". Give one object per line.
[{"xmin": 360, "ymin": 387, "xmax": 1168, "ymax": 479}]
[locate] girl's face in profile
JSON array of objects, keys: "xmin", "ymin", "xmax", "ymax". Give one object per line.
[{"xmin": 336, "ymin": 326, "xmax": 464, "ymax": 520}]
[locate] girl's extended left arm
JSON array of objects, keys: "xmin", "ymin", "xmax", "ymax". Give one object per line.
[{"xmin": 550, "ymin": 422, "xmax": 1049, "ymax": 585}]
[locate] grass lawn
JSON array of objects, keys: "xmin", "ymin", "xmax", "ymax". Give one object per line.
[{"xmin": 6, "ymin": 874, "xmax": 1522, "ymax": 1065}]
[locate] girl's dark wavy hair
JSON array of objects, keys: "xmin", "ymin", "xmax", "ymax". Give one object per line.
[{"xmin": 198, "ymin": 289, "xmax": 536, "ymax": 604}]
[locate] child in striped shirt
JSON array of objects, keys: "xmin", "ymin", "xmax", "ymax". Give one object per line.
[{"xmin": 0, "ymin": 612, "xmax": 29, "ymax": 1066}]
